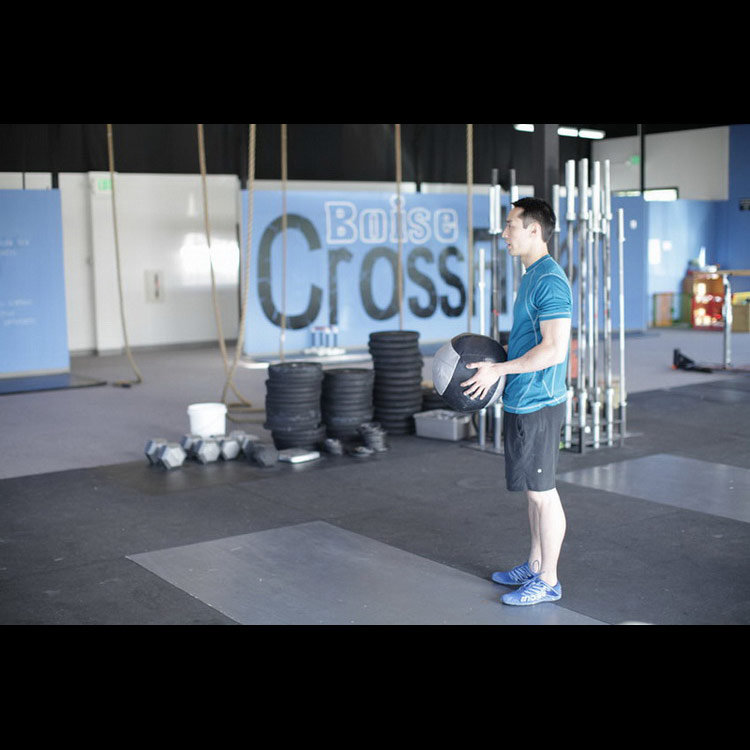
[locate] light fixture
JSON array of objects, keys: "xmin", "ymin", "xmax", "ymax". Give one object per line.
[
  {"xmin": 577, "ymin": 129, "xmax": 605, "ymax": 139},
  {"xmin": 643, "ymin": 188, "xmax": 679, "ymax": 202},
  {"xmin": 614, "ymin": 188, "xmax": 679, "ymax": 201},
  {"xmin": 512, "ymin": 124, "xmax": 607, "ymax": 139}
]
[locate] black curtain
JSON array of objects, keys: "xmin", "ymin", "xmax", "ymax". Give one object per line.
[{"xmin": 0, "ymin": 123, "xmax": 592, "ymax": 191}]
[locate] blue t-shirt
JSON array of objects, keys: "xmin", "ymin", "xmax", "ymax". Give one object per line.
[{"xmin": 502, "ymin": 254, "xmax": 572, "ymax": 414}]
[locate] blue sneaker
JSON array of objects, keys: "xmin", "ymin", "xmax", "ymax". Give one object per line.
[
  {"xmin": 501, "ymin": 577, "xmax": 562, "ymax": 606},
  {"xmin": 491, "ymin": 562, "xmax": 535, "ymax": 587}
]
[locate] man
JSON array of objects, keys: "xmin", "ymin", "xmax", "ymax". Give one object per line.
[{"xmin": 461, "ymin": 197, "xmax": 572, "ymax": 606}]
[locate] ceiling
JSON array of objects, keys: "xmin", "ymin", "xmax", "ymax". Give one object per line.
[{"xmin": 569, "ymin": 123, "xmax": 738, "ymax": 139}]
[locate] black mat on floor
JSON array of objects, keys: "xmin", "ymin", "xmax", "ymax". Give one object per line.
[
  {"xmin": 2, "ymin": 372, "xmax": 750, "ymax": 626},
  {"xmin": 1, "ymin": 374, "xmax": 749, "ymax": 626},
  {"xmin": 0, "ymin": 372, "xmax": 106, "ymax": 396}
]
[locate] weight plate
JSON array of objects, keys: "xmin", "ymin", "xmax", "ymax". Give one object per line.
[
  {"xmin": 322, "ymin": 395, "xmax": 373, "ymax": 407},
  {"xmin": 323, "ymin": 368, "xmax": 374, "ymax": 379},
  {"xmin": 264, "ymin": 416, "xmax": 321, "ymax": 431},
  {"xmin": 265, "ymin": 384, "xmax": 322, "ymax": 398},
  {"xmin": 368, "ymin": 346, "xmax": 421, "ymax": 357},
  {"xmin": 322, "ymin": 389, "xmax": 372, "ymax": 399},
  {"xmin": 369, "ymin": 330, "xmax": 419, "ymax": 342},
  {"xmin": 272, "ymin": 436, "xmax": 323, "ymax": 450},
  {"xmin": 370, "ymin": 358, "xmax": 423, "ymax": 368},
  {"xmin": 271, "ymin": 424, "xmax": 326, "ymax": 438},
  {"xmin": 266, "ymin": 391, "xmax": 321, "ymax": 403},
  {"xmin": 373, "ymin": 381, "xmax": 422, "ymax": 392},
  {"xmin": 325, "ymin": 413, "xmax": 374, "ymax": 426},
  {"xmin": 373, "ymin": 395, "xmax": 423, "ymax": 406},
  {"xmin": 372, "ymin": 371, "xmax": 421, "ymax": 380},
  {"xmin": 269, "ymin": 361, "xmax": 323, "ymax": 374}
]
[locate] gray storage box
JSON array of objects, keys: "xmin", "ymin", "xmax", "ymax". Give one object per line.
[{"xmin": 414, "ymin": 409, "xmax": 475, "ymax": 441}]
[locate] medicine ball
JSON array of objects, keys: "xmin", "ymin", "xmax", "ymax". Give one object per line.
[{"xmin": 432, "ymin": 333, "xmax": 507, "ymax": 412}]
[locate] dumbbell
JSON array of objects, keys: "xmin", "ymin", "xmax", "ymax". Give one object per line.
[
  {"xmin": 220, "ymin": 430, "xmax": 261, "ymax": 460},
  {"xmin": 144, "ymin": 439, "xmax": 186, "ymax": 470},
  {"xmin": 217, "ymin": 435, "xmax": 239, "ymax": 460},
  {"xmin": 238, "ymin": 432, "xmax": 260, "ymax": 457},
  {"xmin": 180, "ymin": 433, "xmax": 201, "ymax": 457},
  {"xmin": 245, "ymin": 441, "xmax": 279, "ymax": 467},
  {"xmin": 180, "ymin": 433, "xmax": 225, "ymax": 463},
  {"xmin": 157, "ymin": 442, "xmax": 186, "ymax": 469},
  {"xmin": 193, "ymin": 437, "xmax": 221, "ymax": 464},
  {"xmin": 222, "ymin": 430, "xmax": 262, "ymax": 458},
  {"xmin": 145, "ymin": 438, "xmax": 168, "ymax": 464},
  {"xmin": 150, "ymin": 430, "xmax": 263, "ymax": 468}
]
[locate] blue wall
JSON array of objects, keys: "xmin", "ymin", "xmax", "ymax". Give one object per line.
[
  {"xmin": 646, "ymin": 199, "xmax": 720, "ymax": 297},
  {"xmin": 0, "ymin": 190, "xmax": 69, "ymax": 376},
  {"xmin": 613, "ymin": 195, "xmax": 649, "ymax": 331},
  {"xmin": 719, "ymin": 124, "xmax": 750, "ymax": 293}
]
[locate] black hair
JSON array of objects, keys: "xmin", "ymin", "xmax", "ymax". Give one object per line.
[{"xmin": 512, "ymin": 197, "xmax": 556, "ymax": 245}]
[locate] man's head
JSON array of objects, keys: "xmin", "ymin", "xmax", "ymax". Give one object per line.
[
  {"xmin": 501, "ymin": 197, "xmax": 556, "ymax": 264},
  {"xmin": 514, "ymin": 197, "xmax": 556, "ymax": 242}
]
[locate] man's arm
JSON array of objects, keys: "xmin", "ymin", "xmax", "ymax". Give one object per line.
[{"xmin": 460, "ymin": 317, "xmax": 571, "ymax": 401}]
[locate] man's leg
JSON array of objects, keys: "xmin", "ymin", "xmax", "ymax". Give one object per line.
[
  {"xmin": 526, "ymin": 487, "xmax": 566, "ymax": 587},
  {"xmin": 527, "ymin": 497, "xmax": 541, "ymax": 575}
]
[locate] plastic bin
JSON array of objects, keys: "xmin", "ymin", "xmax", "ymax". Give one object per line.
[{"xmin": 414, "ymin": 409, "xmax": 474, "ymax": 441}]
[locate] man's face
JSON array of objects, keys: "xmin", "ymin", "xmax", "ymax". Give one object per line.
[{"xmin": 501, "ymin": 206, "xmax": 536, "ymax": 257}]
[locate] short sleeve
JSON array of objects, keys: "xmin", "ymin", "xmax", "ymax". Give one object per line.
[{"xmin": 534, "ymin": 272, "xmax": 572, "ymax": 320}]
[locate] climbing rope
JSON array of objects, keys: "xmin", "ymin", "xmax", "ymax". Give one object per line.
[
  {"xmin": 280, "ymin": 123, "xmax": 288, "ymax": 360},
  {"xmin": 466, "ymin": 124, "xmax": 474, "ymax": 333},
  {"xmin": 395, "ymin": 124, "xmax": 404, "ymax": 329},
  {"xmin": 106, "ymin": 123, "xmax": 143, "ymax": 387},
  {"xmin": 196, "ymin": 124, "xmax": 261, "ymax": 421},
  {"xmin": 197, "ymin": 123, "xmax": 231, "ymax": 375},
  {"xmin": 220, "ymin": 124, "xmax": 264, "ymax": 419}
]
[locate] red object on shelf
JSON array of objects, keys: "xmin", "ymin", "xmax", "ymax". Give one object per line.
[
  {"xmin": 691, "ymin": 293, "xmax": 724, "ymax": 329},
  {"xmin": 684, "ymin": 270, "xmax": 725, "ymax": 330}
]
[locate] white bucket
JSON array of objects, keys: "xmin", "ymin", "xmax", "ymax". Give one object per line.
[{"xmin": 187, "ymin": 402, "xmax": 227, "ymax": 437}]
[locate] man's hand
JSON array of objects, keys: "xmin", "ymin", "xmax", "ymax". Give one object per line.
[{"xmin": 461, "ymin": 361, "xmax": 503, "ymax": 401}]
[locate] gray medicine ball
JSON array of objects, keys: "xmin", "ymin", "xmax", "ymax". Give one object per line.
[{"xmin": 432, "ymin": 333, "xmax": 507, "ymax": 412}]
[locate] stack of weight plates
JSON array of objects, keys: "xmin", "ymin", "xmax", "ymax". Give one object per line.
[
  {"xmin": 368, "ymin": 330, "xmax": 423, "ymax": 434},
  {"xmin": 264, "ymin": 361, "xmax": 326, "ymax": 450},
  {"xmin": 321, "ymin": 368, "xmax": 375, "ymax": 441}
]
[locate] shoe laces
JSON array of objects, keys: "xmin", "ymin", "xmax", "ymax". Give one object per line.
[
  {"xmin": 519, "ymin": 576, "xmax": 552, "ymax": 601},
  {"xmin": 509, "ymin": 564, "xmax": 532, "ymax": 583}
]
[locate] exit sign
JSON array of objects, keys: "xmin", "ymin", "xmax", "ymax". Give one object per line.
[{"xmin": 90, "ymin": 176, "xmax": 112, "ymax": 195}]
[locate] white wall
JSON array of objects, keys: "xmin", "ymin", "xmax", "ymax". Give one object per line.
[
  {"xmin": 59, "ymin": 173, "xmax": 96, "ymax": 352},
  {"xmin": 591, "ymin": 126, "xmax": 729, "ymax": 200},
  {"xmin": 0, "ymin": 173, "xmax": 53, "ymax": 189},
  {"xmin": 64, "ymin": 172, "xmax": 241, "ymax": 354}
]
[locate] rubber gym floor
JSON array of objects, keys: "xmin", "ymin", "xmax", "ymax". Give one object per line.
[{"xmin": 1, "ymin": 327, "xmax": 749, "ymax": 626}]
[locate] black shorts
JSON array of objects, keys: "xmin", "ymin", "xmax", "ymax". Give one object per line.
[{"xmin": 503, "ymin": 402, "xmax": 566, "ymax": 492}]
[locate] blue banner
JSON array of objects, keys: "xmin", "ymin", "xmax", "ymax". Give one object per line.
[
  {"xmin": 240, "ymin": 189, "xmax": 517, "ymax": 355},
  {"xmin": 239, "ymin": 189, "xmax": 647, "ymax": 356},
  {"xmin": 0, "ymin": 190, "xmax": 69, "ymax": 376}
]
